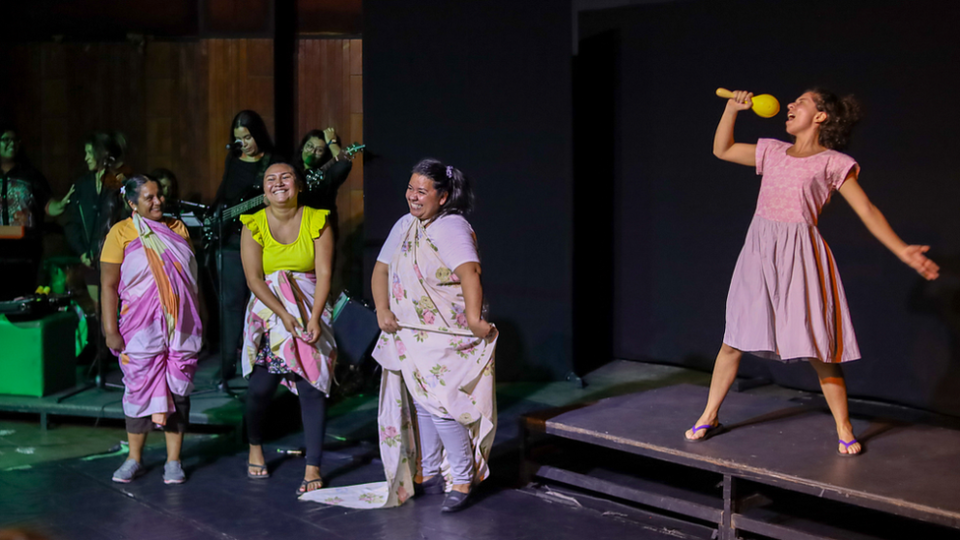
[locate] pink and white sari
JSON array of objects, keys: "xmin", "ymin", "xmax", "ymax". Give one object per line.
[
  {"xmin": 303, "ymin": 217, "xmax": 497, "ymax": 509},
  {"xmin": 112, "ymin": 214, "xmax": 202, "ymax": 424},
  {"xmin": 241, "ymin": 271, "xmax": 337, "ymax": 395}
]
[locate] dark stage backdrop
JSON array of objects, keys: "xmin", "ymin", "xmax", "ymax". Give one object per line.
[
  {"xmin": 363, "ymin": 1, "xmax": 575, "ymax": 381},
  {"xmin": 580, "ymin": 0, "xmax": 960, "ymax": 416}
]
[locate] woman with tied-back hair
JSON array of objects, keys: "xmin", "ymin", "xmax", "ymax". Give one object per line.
[
  {"xmin": 303, "ymin": 159, "xmax": 498, "ymax": 513},
  {"xmin": 683, "ymin": 88, "xmax": 939, "ymax": 456},
  {"xmin": 213, "ymin": 110, "xmax": 282, "ymax": 383},
  {"xmin": 100, "ymin": 174, "xmax": 202, "ymax": 485},
  {"xmin": 238, "ymin": 162, "xmax": 337, "ymax": 496}
]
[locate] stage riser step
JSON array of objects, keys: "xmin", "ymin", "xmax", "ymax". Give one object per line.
[
  {"xmin": 734, "ymin": 512, "xmax": 882, "ymax": 540},
  {"xmin": 535, "ymin": 464, "xmax": 722, "ymax": 523}
]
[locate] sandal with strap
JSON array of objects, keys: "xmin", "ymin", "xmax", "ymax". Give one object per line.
[
  {"xmin": 684, "ymin": 423, "xmax": 725, "ymax": 443},
  {"xmin": 247, "ymin": 462, "xmax": 270, "ymax": 479},
  {"xmin": 297, "ymin": 477, "xmax": 324, "ymax": 496},
  {"xmin": 838, "ymin": 439, "xmax": 862, "ymax": 457}
]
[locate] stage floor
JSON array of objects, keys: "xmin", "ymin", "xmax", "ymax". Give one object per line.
[
  {"xmin": 524, "ymin": 382, "xmax": 960, "ymax": 539},
  {"xmin": 5, "ymin": 359, "xmax": 959, "ymax": 539},
  {"xmin": 0, "ymin": 360, "xmax": 712, "ymax": 540}
]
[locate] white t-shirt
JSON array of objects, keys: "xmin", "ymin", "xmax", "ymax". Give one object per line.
[{"xmin": 377, "ymin": 213, "xmax": 480, "ymax": 271}]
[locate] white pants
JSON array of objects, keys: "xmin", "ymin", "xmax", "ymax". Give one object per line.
[{"xmin": 414, "ymin": 399, "xmax": 474, "ymax": 485}]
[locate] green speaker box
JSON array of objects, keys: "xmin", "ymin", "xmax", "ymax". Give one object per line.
[{"xmin": 0, "ymin": 311, "xmax": 77, "ymax": 397}]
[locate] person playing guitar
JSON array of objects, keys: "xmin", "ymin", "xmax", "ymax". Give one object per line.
[
  {"xmin": 212, "ymin": 110, "xmax": 281, "ymax": 385},
  {"xmin": 296, "ymin": 128, "xmax": 355, "ymax": 238}
]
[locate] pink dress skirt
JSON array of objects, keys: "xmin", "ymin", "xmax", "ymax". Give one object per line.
[{"xmin": 722, "ymin": 215, "xmax": 860, "ymax": 363}]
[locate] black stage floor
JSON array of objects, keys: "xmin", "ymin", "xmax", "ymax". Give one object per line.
[
  {"xmin": 0, "ymin": 444, "xmax": 696, "ymax": 540},
  {"xmin": 523, "ymin": 384, "xmax": 960, "ymax": 539},
  {"xmin": 0, "ymin": 362, "xmax": 713, "ymax": 540}
]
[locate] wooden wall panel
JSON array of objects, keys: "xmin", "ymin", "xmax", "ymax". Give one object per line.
[
  {"xmin": 296, "ymin": 38, "xmax": 364, "ymax": 233},
  {"xmin": 0, "ymin": 36, "xmax": 358, "ymax": 212}
]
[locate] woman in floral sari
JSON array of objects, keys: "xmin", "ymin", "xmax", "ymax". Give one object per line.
[
  {"xmin": 302, "ymin": 159, "xmax": 497, "ymax": 513},
  {"xmin": 100, "ymin": 175, "xmax": 202, "ymax": 485},
  {"xmin": 239, "ymin": 162, "xmax": 337, "ymax": 496}
]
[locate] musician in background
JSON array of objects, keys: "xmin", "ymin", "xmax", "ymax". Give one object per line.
[
  {"xmin": 64, "ymin": 131, "xmax": 132, "ymax": 310},
  {"xmin": 0, "ymin": 125, "xmax": 52, "ymax": 299},
  {"xmin": 151, "ymin": 167, "xmax": 180, "ymax": 217},
  {"xmin": 295, "ymin": 128, "xmax": 352, "ymax": 237},
  {"xmin": 213, "ymin": 110, "xmax": 281, "ymax": 383}
]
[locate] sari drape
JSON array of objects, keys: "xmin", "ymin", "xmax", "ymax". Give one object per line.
[
  {"xmin": 241, "ymin": 270, "xmax": 337, "ymax": 395},
  {"xmin": 302, "ymin": 217, "xmax": 497, "ymax": 509},
  {"xmin": 113, "ymin": 214, "xmax": 202, "ymax": 424}
]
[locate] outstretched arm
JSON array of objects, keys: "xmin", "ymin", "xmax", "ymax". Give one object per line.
[
  {"xmin": 838, "ymin": 173, "xmax": 939, "ymax": 280},
  {"xmin": 713, "ymin": 90, "xmax": 757, "ymax": 166}
]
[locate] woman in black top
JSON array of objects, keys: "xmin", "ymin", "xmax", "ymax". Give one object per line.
[
  {"xmin": 64, "ymin": 131, "xmax": 131, "ymax": 309},
  {"xmin": 213, "ymin": 110, "xmax": 281, "ymax": 382},
  {"xmin": 295, "ymin": 128, "xmax": 352, "ymax": 229}
]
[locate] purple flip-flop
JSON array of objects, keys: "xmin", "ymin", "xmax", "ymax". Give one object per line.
[
  {"xmin": 684, "ymin": 423, "xmax": 724, "ymax": 443},
  {"xmin": 837, "ymin": 439, "xmax": 863, "ymax": 457}
]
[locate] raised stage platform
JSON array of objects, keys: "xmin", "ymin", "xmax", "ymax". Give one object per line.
[
  {"xmin": 0, "ymin": 357, "xmax": 244, "ymax": 431},
  {"xmin": 522, "ymin": 384, "xmax": 960, "ymax": 540}
]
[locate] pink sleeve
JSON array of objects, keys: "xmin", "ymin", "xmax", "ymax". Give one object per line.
[
  {"xmin": 829, "ymin": 153, "xmax": 860, "ymax": 190},
  {"xmin": 755, "ymin": 138, "xmax": 774, "ymax": 176},
  {"xmin": 377, "ymin": 215, "xmax": 413, "ymax": 264},
  {"xmin": 430, "ymin": 215, "xmax": 480, "ymax": 270}
]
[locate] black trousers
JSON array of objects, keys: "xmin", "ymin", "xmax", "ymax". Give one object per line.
[
  {"xmin": 245, "ymin": 366, "xmax": 327, "ymax": 467},
  {"xmin": 219, "ymin": 249, "xmax": 249, "ymax": 380}
]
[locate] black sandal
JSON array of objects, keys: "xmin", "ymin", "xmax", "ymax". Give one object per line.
[
  {"xmin": 297, "ymin": 477, "xmax": 323, "ymax": 495},
  {"xmin": 247, "ymin": 462, "xmax": 270, "ymax": 480}
]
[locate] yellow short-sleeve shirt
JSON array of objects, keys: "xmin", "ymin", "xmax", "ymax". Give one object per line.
[
  {"xmin": 240, "ymin": 206, "xmax": 330, "ymax": 275},
  {"xmin": 100, "ymin": 217, "xmax": 191, "ymax": 264}
]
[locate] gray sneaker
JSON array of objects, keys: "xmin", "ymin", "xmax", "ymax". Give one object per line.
[
  {"xmin": 163, "ymin": 460, "xmax": 186, "ymax": 484},
  {"xmin": 112, "ymin": 459, "xmax": 145, "ymax": 483}
]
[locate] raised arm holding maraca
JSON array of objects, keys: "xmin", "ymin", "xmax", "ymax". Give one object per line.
[{"xmin": 683, "ymin": 87, "xmax": 938, "ymax": 456}]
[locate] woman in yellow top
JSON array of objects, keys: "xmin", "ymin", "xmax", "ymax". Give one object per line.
[{"xmin": 239, "ymin": 162, "xmax": 337, "ymax": 496}]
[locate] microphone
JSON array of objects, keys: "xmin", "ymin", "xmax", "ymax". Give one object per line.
[
  {"xmin": 226, "ymin": 139, "xmax": 242, "ymax": 151},
  {"xmin": 716, "ymin": 88, "xmax": 780, "ymax": 118}
]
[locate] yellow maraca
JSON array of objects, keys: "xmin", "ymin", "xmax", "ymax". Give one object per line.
[{"xmin": 716, "ymin": 88, "xmax": 780, "ymax": 118}]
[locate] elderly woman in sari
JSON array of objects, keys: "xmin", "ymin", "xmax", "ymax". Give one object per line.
[
  {"xmin": 100, "ymin": 175, "xmax": 202, "ymax": 485},
  {"xmin": 239, "ymin": 162, "xmax": 337, "ymax": 496},
  {"xmin": 366, "ymin": 159, "xmax": 497, "ymax": 513}
]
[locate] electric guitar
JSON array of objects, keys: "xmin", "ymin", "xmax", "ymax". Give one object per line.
[{"xmin": 202, "ymin": 143, "xmax": 365, "ymax": 243}]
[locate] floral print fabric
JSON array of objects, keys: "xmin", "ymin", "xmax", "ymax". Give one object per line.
[
  {"xmin": 301, "ymin": 217, "xmax": 497, "ymax": 509},
  {"xmin": 241, "ymin": 270, "xmax": 337, "ymax": 395}
]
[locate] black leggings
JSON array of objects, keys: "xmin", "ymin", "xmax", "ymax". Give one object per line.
[{"xmin": 245, "ymin": 366, "xmax": 327, "ymax": 467}]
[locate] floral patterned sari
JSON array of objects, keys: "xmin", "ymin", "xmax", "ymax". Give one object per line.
[{"xmin": 302, "ymin": 217, "xmax": 497, "ymax": 508}]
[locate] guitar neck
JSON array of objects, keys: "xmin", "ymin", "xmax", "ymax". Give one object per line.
[{"xmin": 224, "ymin": 194, "xmax": 264, "ymax": 221}]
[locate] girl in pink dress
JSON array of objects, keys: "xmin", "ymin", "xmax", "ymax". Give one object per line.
[{"xmin": 684, "ymin": 89, "xmax": 940, "ymax": 455}]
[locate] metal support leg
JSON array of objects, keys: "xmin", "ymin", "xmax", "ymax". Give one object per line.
[
  {"xmin": 519, "ymin": 417, "xmax": 531, "ymax": 485},
  {"xmin": 40, "ymin": 411, "xmax": 48, "ymax": 431},
  {"xmin": 720, "ymin": 474, "xmax": 738, "ymax": 540}
]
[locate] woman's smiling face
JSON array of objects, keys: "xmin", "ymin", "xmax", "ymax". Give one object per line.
[{"xmin": 406, "ymin": 173, "xmax": 447, "ymax": 221}]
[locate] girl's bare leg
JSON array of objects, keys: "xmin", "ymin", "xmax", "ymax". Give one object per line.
[
  {"xmin": 808, "ymin": 359, "xmax": 861, "ymax": 455},
  {"xmin": 685, "ymin": 343, "xmax": 743, "ymax": 440}
]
